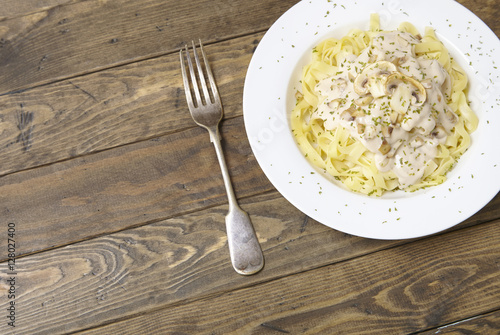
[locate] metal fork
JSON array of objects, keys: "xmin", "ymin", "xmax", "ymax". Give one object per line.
[{"xmin": 180, "ymin": 40, "xmax": 264, "ymax": 275}]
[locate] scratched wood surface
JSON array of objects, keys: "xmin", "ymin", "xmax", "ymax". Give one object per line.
[{"xmin": 0, "ymin": 0, "xmax": 499, "ymax": 334}]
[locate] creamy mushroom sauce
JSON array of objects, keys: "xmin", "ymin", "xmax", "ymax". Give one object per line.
[{"xmin": 313, "ymin": 31, "xmax": 458, "ymax": 188}]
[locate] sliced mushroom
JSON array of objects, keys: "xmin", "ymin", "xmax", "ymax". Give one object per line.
[
  {"xmin": 340, "ymin": 107, "xmax": 356, "ymax": 121},
  {"xmin": 389, "ymin": 111, "xmax": 403, "ymax": 125},
  {"xmin": 378, "ymin": 140, "xmax": 391, "ymax": 155},
  {"xmin": 411, "ymin": 91, "xmax": 422, "ymax": 105},
  {"xmin": 351, "ymin": 108, "xmax": 366, "ymax": 118},
  {"xmin": 357, "ymin": 123, "xmax": 366, "ymax": 134},
  {"xmin": 389, "ymin": 83, "xmax": 413, "ymax": 114},
  {"xmin": 386, "ymin": 73, "xmax": 427, "ymax": 104},
  {"xmin": 356, "ymin": 78, "xmax": 369, "ymax": 94},
  {"xmin": 393, "ymin": 55, "xmax": 409, "ymax": 67},
  {"xmin": 381, "ymin": 125, "xmax": 394, "ymax": 137},
  {"xmin": 385, "ymin": 72, "xmax": 427, "ymax": 113},
  {"xmin": 354, "ymin": 95, "xmax": 374, "ymax": 107},
  {"xmin": 410, "ymin": 136, "xmax": 425, "ymax": 148},
  {"xmin": 327, "ymin": 99, "xmax": 340, "ymax": 109},
  {"xmin": 353, "ymin": 61, "xmax": 397, "ymax": 97}
]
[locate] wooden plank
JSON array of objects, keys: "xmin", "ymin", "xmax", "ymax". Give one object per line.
[
  {"xmin": 0, "ymin": 0, "xmax": 79, "ymax": 21},
  {"xmin": 0, "ymin": 0, "xmax": 297, "ymax": 94},
  {"xmin": 0, "ymin": 0, "xmax": 497, "ymax": 96},
  {"xmin": 456, "ymin": 0, "xmax": 500, "ymax": 37},
  {"xmin": 0, "ymin": 192, "xmax": 396, "ymax": 334},
  {"xmin": 419, "ymin": 310, "xmax": 500, "ymax": 334},
  {"xmin": 73, "ymin": 219, "xmax": 500, "ymax": 335},
  {"xmin": 1, "ymin": 189, "xmax": 499, "ymax": 334},
  {"xmin": 0, "ymin": 115, "xmax": 273, "ymax": 258},
  {"xmin": 0, "ymin": 32, "xmax": 261, "ymax": 176}
]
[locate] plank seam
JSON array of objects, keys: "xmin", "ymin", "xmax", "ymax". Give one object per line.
[{"xmin": 42, "ymin": 219, "xmax": 500, "ymax": 335}]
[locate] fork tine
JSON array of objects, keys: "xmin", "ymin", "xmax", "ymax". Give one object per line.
[
  {"xmin": 179, "ymin": 48, "xmax": 195, "ymax": 110},
  {"xmin": 191, "ymin": 41, "xmax": 212, "ymax": 104},
  {"xmin": 198, "ymin": 39, "xmax": 221, "ymax": 104},
  {"xmin": 184, "ymin": 44, "xmax": 203, "ymax": 107}
]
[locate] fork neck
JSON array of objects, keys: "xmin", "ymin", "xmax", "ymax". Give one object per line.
[
  {"xmin": 207, "ymin": 126, "xmax": 239, "ymax": 212},
  {"xmin": 208, "ymin": 125, "xmax": 221, "ymax": 144}
]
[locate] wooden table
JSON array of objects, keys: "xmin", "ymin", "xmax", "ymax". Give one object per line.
[{"xmin": 0, "ymin": 0, "xmax": 499, "ymax": 334}]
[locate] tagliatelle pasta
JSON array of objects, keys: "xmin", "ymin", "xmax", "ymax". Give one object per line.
[{"xmin": 291, "ymin": 14, "xmax": 478, "ymax": 196}]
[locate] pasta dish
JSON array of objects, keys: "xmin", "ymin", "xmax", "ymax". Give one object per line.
[{"xmin": 291, "ymin": 14, "xmax": 478, "ymax": 196}]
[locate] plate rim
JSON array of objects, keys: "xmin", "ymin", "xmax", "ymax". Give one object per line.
[{"xmin": 243, "ymin": 0, "xmax": 500, "ymax": 240}]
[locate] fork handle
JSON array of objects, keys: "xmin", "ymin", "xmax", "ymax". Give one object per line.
[{"xmin": 209, "ymin": 127, "xmax": 264, "ymax": 275}]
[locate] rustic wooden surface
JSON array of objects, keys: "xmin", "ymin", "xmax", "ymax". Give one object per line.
[{"xmin": 0, "ymin": 0, "xmax": 499, "ymax": 334}]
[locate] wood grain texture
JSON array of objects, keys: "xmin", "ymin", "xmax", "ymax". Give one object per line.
[
  {"xmin": 0, "ymin": 1, "xmax": 499, "ymax": 334},
  {"xmin": 0, "ymin": 0, "xmax": 497, "ymax": 96},
  {"xmin": 1, "ymin": 190, "xmax": 497, "ymax": 335},
  {"xmin": 0, "ymin": 33, "xmax": 260, "ymax": 176},
  {"xmin": 0, "ymin": 192, "xmax": 396, "ymax": 334},
  {"xmin": 420, "ymin": 310, "xmax": 500, "ymax": 334},
  {"xmin": 0, "ymin": 0, "xmax": 296, "ymax": 94},
  {"xmin": 75, "ymin": 220, "xmax": 500, "ymax": 335},
  {"xmin": 456, "ymin": 0, "xmax": 500, "ymax": 36},
  {"xmin": 0, "ymin": 0, "xmax": 79, "ymax": 21},
  {"xmin": 0, "ymin": 115, "xmax": 273, "ymax": 258}
]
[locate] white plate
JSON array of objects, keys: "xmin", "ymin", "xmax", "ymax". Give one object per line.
[{"xmin": 243, "ymin": 0, "xmax": 500, "ymax": 240}]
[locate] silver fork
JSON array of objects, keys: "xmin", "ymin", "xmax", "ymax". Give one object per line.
[{"xmin": 180, "ymin": 40, "xmax": 264, "ymax": 275}]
